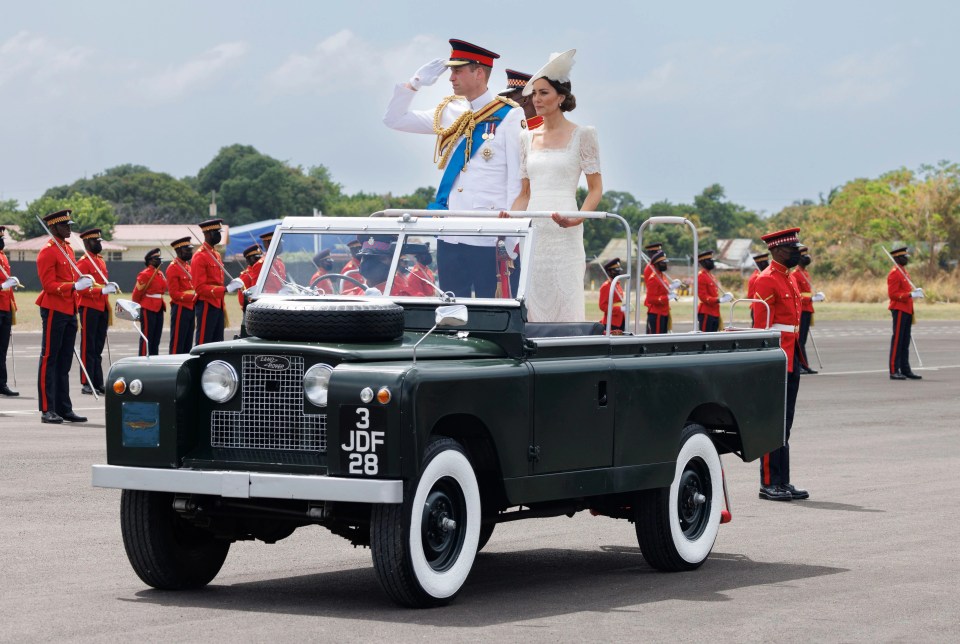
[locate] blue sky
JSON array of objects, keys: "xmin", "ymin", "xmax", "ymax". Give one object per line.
[{"xmin": 2, "ymin": 1, "xmax": 957, "ymax": 216}]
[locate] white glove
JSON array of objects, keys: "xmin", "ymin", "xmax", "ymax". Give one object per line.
[
  {"xmin": 719, "ymin": 292, "xmax": 734, "ymax": 304},
  {"xmin": 102, "ymin": 282, "xmax": 119, "ymax": 295},
  {"xmin": 363, "ymin": 287, "xmax": 383, "ymax": 297},
  {"xmin": 74, "ymin": 275, "xmax": 94, "ymax": 292},
  {"xmin": 812, "ymin": 291, "xmax": 825, "ymax": 303},
  {"xmin": 669, "ymin": 278, "xmax": 682, "ymax": 290},
  {"xmin": 1, "ymin": 276, "xmax": 19, "ymax": 290},
  {"xmin": 910, "ymin": 287, "xmax": 925, "ymax": 299},
  {"xmin": 226, "ymin": 278, "xmax": 245, "ymax": 294},
  {"xmin": 668, "ymin": 290, "xmax": 679, "ymax": 302},
  {"xmin": 409, "ymin": 58, "xmax": 447, "ymax": 90}
]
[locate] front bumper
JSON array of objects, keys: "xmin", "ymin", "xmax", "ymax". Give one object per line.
[{"xmin": 92, "ymin": 464, "xmax": 403, "ymax": 503}]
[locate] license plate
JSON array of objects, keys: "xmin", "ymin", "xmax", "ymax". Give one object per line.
[{"xmin": 339, "ymin": 406, "xmax": 387, "ymax": 475}]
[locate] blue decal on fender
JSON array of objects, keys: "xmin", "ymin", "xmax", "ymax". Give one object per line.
[{"xmin": 122, "ymin": 402, "xmax": 160, "ymax": 447}]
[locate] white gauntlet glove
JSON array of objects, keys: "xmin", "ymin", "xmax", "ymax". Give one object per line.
[
  {"xmin": 1, "ymin": 276, "xmax": 20, "ymax": 290},
  {"xmin": 363, "ymin": 287, "xmax": 383, "ymax": 297},
  {"xmin": 719, "ymin": 292, "xmax": 734, "ymax": 304},
  {"xmin": 102, "ymin": 281, "xmax": 119, "ymax": 295},
  {"xmin": 226, "ymin": 278, "xmax": 245, "ymax": 294},
  {"xmin": 74, "ymin": 275, "xmax": 94, "ymax": 292},
  {"xmin": 409, "ymin": 58, "xmax": 447, "ymax": 90},
  {"xmin": 669, "ymin": 278, "xmax": 682, "ymax": 290},
  {"xmin": 812, "ymin": 291, "xmax": 825, "ymax": 303},
  {"xmin": 668, "ymin": 290, "xmax": 679, "ymax": 301},
  {"xmin": 910, "ymin": 287, "xmax": 925, "ymax": 299}
]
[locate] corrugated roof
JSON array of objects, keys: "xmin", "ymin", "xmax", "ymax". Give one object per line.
[
  {"xmin": 110, "ymin": 224, "xmax": 230, "ymax": 243},
  {"xmin": 8, "ymin": 233, "xmax": 126, "ymax": 251}
]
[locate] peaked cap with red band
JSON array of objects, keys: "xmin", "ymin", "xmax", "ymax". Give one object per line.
[
  {"xmin": 761, "ymin": 227, "xmax": 802, "ymax": 249},
  {"xmin": 445, "ymin": 39, "xmax": 500, "ymax": 68},
  {"xmin": 500, "ymin": 68, "xmax": 532, "ymax": 94}
]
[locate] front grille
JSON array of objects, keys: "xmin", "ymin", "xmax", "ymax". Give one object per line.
[{"xmin": 210, "ymin": 355, "xmax": 327, "ymax": 453}]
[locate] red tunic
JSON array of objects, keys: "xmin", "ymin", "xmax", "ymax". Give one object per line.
[
  {"xmin": 342, "ymin": 257, "xmax": 360, "ymax": 276},
  {"xmin": 309, "ymin": 268, "xmax": 335, "ymax": 295},
  {"xmin": 76, "ymin": 253, "xmax": 110, "ymax": 311},
  {"xmin": 599, "ymin": 279, "xmax": 625, "ymax": 327},
  {"xmin": 747, "ymin": 269, "xmax": 760, "ymax": 300},
  {"xmin": 751, "ymin": 261, "xmax": 802, "ymax": 372},
  {"xmin": 791, "ymin": 267, "xmax": 814, "ymax": 313},
  {"xmin": 0, "ymin": 251, "xmax": 17, "ymax": 313},
  {"xmin": 887, "ymin": 266, "xmax": 914, "ymax": 315},
  {"xmin": 403, "ymin": 263, "xmax": 437, "ymax": 297},
  {"xmin": 166, "ymin": 259, "xmax": 197, "ymax": 310},
  {"xmin": 643, "ymin": 268, "xmax": 670, "ymax": 316},
  {"xmin": 249, "ymin": 256, "xmax": 287, "ymax": 293},
  {"xmin": 191, "ymin": 243, "xmax": 226, "ymax": 308},
  {"xmin": 238, "ymin": 266, "xmax": 257, "ymax": 308},
  {"xmin": 697, "ymin": 269, "xmax": 720, "ymax": 317},
  {"xmin": 35, "ymin": 238, "xmax": 79, "ymax": 315},
  {"xmin": 132, "ymin": 267, "xmax": 167, "ymax": 313}
]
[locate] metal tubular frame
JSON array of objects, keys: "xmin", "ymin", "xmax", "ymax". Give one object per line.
[{"xmin": 636, "ymin": 217, "xmax": 699, "ymax": 334}]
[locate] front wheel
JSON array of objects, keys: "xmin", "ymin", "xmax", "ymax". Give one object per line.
[
  {"xmin": 120, "ymin": 490, "xmax": 230, "ymax": 589},
  {"xmin": 371, "ymin": 437, "xmax": 481, "ymax": 607},
  {"xmin": 635, "ymin": 424, "xmax": 722, "ymax": 571}
]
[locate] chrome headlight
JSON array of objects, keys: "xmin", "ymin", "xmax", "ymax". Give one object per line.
[
  {"xmin": 201, "ymin": 360, "xmax": 238, "ymax": 403},
  {"xmin": 303, "ymin": 363, "xmax": 334, "ymax": 407}
]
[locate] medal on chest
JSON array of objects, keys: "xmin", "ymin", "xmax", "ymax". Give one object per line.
[{"xmin": 481, "ymin": 146, "xmax": 494, "ymax": 161}]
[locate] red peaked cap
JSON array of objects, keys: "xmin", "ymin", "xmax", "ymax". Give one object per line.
[
  {"xmin": 761, "ymin": 227, "xmax": 802, "ymax": 249},
  {"xmin": 447, "ymin": 39, "xmax": 500, "ymax": 67}
]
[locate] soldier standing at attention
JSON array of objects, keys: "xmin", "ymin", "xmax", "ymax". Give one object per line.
[
  {"xmin": 752, "ymin": 227, "xmax": 808, "ymax": 501},
  {"xmin": 642, "ymin": 242, "xmax": 663, "ymax": 285},
  {"xmin": 598, "ymin": 257, "xmax": 626, "ymax": 334},
  {"xmin": 747, "ymin": 252, "xmax": 769, "ymax": 300},
  {"xmin": 192, "ymin": 219, "xmax": 228, "ymax": 345},
  {"xmin": 791, "ymin": 245, "xmax": 824, "ymax": 375},
  {"xmin": 0, "ymin": 226, "xmax": 20, "ymax": 397},
  {"xmin": 237, "ymin": 244, "xmax": 262, "ymax": 310},
  {"xmin": 36, "ymin": 209, "xmax": 90, "ymax": 424},
  {"xmin": 166, "ymin": 237, "xmax": 197, "ymax": 355},
  {"xmin": 342, "ymin": 238, "xmax": 362, "ymax": 276},
  {"xmin": 76, "ymin": 228, "xmax": 117, "ymax": 394},
  {"xmin": 887, "ymin": 246, "xmax": 923, "ymax": 380},
  {"xmin": 643, "ymin": 250, "xmax": 676, "ymax": 334},
  {"xmin": 255, "ymin": 230, "xmax": 286, "ymax": 292},
  {"xmin": 132, "ymin": 249, "xmax": 167, "ymax": 356},
  {"xmin": 696, "ymin": 250, "xmax": 732, "ymax": 332}
]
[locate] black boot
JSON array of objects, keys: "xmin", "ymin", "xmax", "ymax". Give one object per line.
[
  {"xmin": 890, "ymin": 372, "xmax": 907, "ymax": 380},
  {"xmin": 759, "ymin": 485, "xmax": 793, "ymax": 501},
  {"xmin": 0, "ymin": 384, "xmax": 19, "ymax": 396}
]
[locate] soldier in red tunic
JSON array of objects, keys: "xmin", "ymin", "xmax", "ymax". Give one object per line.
[
  {"xmin": 132, "ymin": 248, "xmax": 167, "ymax": 356},
  {"xmin": 166, "ymin": 237, "xmax": 197, "ymax": 355},
  {"xmin": 341, "ymin": 238, "xmax": 362, "ymax": 277},
  {"xmin": 642, "ymin": 250, "xmax": 676, "ymax": 334},
  {"xmin": 191, "ymin": 219, "xmax": 229, "ymax": 345},
  {"xmin": 257, "ymin": 230, "xmax": 287, "ymax": 293},
  {"xmin": 791, "ymin": 245, "xmax": 824, "ymax": 375},
  {"xmin": 641, "ymin": 242, "xmax": 662, "ymax": 288},
  {"xmin": 696, "ymin": 250, "xmax": 731, "ymax": 332},
  {"xmin": 599, "ymin": 257, "xmax": 626, "ymax": 334},
  {"xmin": 76, "ymin": 228, "xmax": 118, "ymax": 394},
  {"xmin": 747, "ymin": 251, "xmax": 770, "ymax": 326},
  {"xmin": 309, "ymin": 249, "xmax": 336, "ymax": 294},
  {"xmin": 35, "ymin": 210, "xmax": 91, "ymax": 424},
  {"xmin": 751, "ymin": 227, "xmax": 807, "ymax": 501},
  {"xmin": 887, "ymin": 246, "xmax": 923, "ymax": 380},
  {"xmin": 237, "ymin": 244, "xmax": 262, "ymax": 309},
  {"xmin": 0, "ymin": 226, "xmax": 20, "ymax": 397}
]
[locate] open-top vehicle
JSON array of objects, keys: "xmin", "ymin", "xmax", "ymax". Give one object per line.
[{"xmin": 92, "ymin": 211, "xmax": 786, "ymax": 607}]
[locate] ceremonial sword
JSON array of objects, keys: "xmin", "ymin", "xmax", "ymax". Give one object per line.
[
  {"xmin": 33, "ymin": 215, "xmax": 100, "ymax": 400},
  {"xmin": 881, "ymin": 246, "xmax": 923, "ymax": 367}
]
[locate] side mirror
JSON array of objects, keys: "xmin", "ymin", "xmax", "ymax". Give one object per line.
[
  {"xmin": 115, "ymin": 299, "xmax": 142, "ymax": 322},
  {"xmin": 435, "ymin": 304, "xmax": 468, "ymax": 327}
]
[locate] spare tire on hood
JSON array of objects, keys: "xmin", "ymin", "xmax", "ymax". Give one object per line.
[{"xmin": 245, "ymin": 299, "xmax": 405, "ymax": 342}]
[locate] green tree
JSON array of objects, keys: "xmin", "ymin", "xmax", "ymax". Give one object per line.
[
  {"xmin": 0, "ymin": 199, "xmax": 20, "ymax": 229},
  {"xmin": 19, "ymin": 194, "xmax": 117, "ymax": 239}
]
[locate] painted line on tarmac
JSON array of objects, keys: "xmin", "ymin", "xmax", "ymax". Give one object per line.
[{"xmin": 814, "ymin": 364, "xmax": 960, "ymax": 376}]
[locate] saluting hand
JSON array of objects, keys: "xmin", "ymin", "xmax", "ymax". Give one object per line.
[{"xmin": 409, "ymin": 58, "xmax": 447, "ymax": 90}]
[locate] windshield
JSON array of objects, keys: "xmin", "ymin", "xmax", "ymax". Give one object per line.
[{"xmin": 251, "ymin": 230, "xmax": 526, "ymax": 301}]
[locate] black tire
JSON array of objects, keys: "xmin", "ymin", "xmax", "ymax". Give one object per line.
[
  {"xmin": 635, "ymin": 424, "xmax": 722, "ymax": 572},
  {"xmin": 371, "ymin": 437, "xmax": 481, "ymax": 608},
  {"xmin": 245, "ymin": 299, "xmax": 404, "ymax": 342},
  {"xmin": 120, "ymin": 490, "xmax": 230, "ymax": 590}
]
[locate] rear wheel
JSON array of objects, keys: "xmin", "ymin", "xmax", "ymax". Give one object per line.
[
  {"xmin": 635, "ymin": 425, "xmax": 722, "ymax": 571},
  {"xmin": 120, "ymin": 490, "xmax": 230, "ymax": 589},
  {"xmin": 371, "ymin": 437, "xmax": 480, "ymax": 607}
]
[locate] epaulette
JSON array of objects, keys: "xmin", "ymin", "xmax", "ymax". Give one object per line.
[{"xmin": 497, "ymin": 95, "xmax": 520, "ymax": 109}]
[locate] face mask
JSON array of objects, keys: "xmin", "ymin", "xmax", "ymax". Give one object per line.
[
  {"xmin": 359, "ymin": 256, "xmax": 389, "ymax": 285},
  {"xmin": 179, "ymin": 249, "xmax": 193, "ymax": 262},
  {"xmin": 702, "ymin": 259, "xmax": 715, "ymax": 271},
  {"xmin": 608, "ymin": 267, "xmax": 623, "ymax": 277},
  {"xmin": 756, "ymin": 261, "xmax": 769, "ymax": 271},
  {"xmin": 206, "ymin": 231, "xmax": 222, "ymax": 246},
  {"xmin": 656, "ymin": 262, "xmax": 668, "ymax": 272},
  {"xmin": 783, "ymin": 249, "xmax": 801, "ymax": 269},
  {"xmin": 147, "ymin": 257, "xmax": 161, "ymax": 268},
  {"xmin": 321, "ymin": 260, "xmax": 334, "ymax": 270},
  {"xmin": 89, "ymin": 241, "xmax": 102, "ymax": 255},
  {"xmin": 0, "ymin": 237, "xmax": 5, "ymax": 251},
  {"xmin": 399, "ymin": 258, "xmax": 415, "ymax": 272},
  {"xmin": 799, "ymin": 255, "xmax": 811, "ymax": 267}
]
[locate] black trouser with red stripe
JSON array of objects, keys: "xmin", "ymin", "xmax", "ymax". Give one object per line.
[
  {"xmin": 0, "ymin": 309, "xmax": 12, "ymax": 387},
  {"xmin": 168, "ymin": 304, "xmax": 195, "ymax": 354},
  {"xmin": 761, "ymin": 352, "xmax": 801, "ymax": 487},
  {"xmin": 79, "ymin": 305, "xmax": 108, "ymax": 389},
  {"xmin": 796, "ymin": 310, "xmax": 813, "ymax": 369},
  {"xmin": 138, "ymin": 308, "xmax": 163, "ymax": 356},
  {"xmin": 697, "ymin": 313, "xmax": 720, "ymax": 332},
  {"xmin": 889, "ymin": 310, "xmax": 914, "ymax": 375},
  {"xmin": 646, "ymin": 313, "xmax": 669, "ymax": 334},
  {"xmin": 195, "ymin": 301, "xmax": 224, "ymax": 346},
  {"xmin": 37, "ymin": 308, "xmax": 77, "ymax": 415}
]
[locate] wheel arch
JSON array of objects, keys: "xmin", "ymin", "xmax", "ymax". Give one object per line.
[
  {"xmin": 685, "ymin": 402, "xmax": 744, "ymax": 458},
  {"xmin": 429, "ymin": 413, "xmax": 509, "ymax": 513}
]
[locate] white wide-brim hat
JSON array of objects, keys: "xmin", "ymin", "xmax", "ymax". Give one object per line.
[{"xmin": 522, "ymin": 49, "xmax": 576, "ymax": 96}]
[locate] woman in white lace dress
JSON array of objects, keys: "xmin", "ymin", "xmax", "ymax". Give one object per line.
[{"xmin": 507, "ymin": 49, "xmax": 603, "ymax": 322}]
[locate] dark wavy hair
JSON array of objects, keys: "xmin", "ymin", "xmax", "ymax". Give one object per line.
[{"xmin": 544, "ymin": 77, "xmax": 577, "ymax": 112}]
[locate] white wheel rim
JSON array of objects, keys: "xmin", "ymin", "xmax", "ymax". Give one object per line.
[
  {"xmin": 408, "ymin": 448, "xmax": 480, "ymax": 599},
  {"xmin": 669, "ymin": 433, "xmax": 722, "ymax": 564}
]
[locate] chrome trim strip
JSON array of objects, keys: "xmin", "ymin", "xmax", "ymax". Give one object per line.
[{"xmin": 91, "ymin": 464, "xmax": 403, "ymax": 503}]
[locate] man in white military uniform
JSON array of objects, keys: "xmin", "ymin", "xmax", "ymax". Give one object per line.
[{"xmin": 384, "ymin": 38, "xmax": 522, "ymax": 298}]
